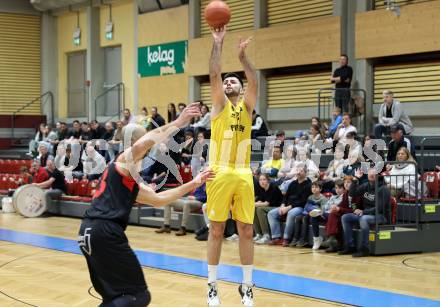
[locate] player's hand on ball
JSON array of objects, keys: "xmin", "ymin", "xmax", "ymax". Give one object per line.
[
  {"xmin": 211, "ymin": 26, "xmax": 226, "ymax": 42},
  {"xmin": 176, "ymin": 102, "xmax": 201, "ymax": 128},
  {"xmin": 193, "ymin": 169, "xmax": 215, "ymax": 187}
]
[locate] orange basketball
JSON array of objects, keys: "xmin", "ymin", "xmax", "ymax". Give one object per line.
[{"xmin": 204, "ymin": 0, "xmax": 231, "ymax": 29}]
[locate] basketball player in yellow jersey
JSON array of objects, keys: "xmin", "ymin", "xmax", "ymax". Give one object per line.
[{"xmin": 206, "ymin": 25, "xmax": 257, "ymax": 307}]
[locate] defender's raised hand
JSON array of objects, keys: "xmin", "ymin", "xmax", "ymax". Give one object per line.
[{"xmin": 176, "ymin": 102, "xmax": 201, "ymax": 128}]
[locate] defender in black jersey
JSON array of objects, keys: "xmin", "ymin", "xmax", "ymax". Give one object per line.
[{"xmin": 78, "ymin": 103, "xmax": 213, "ymax": 307}]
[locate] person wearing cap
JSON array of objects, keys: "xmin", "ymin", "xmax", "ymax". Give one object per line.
[
  {"xmin": 374, "ymin": 90, "xmax": 413, "ymax": 138},
  {"xmin": 387, "ymin": 123, "xmax": 415, "ymax": 162}
]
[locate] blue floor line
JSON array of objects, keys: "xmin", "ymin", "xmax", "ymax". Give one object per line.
[{"xmin": 0, "ymin": 228, "xmax": 439, "ymax": 307}]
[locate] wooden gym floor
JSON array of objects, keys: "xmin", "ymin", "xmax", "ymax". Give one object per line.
[{"xmin": 0, "ymin": 214, "xmax": 439, "ymax": 307}]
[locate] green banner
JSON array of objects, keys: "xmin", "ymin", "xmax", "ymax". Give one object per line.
[{"xmin": 138, "ymin": 40, "xmax": 187, "ymax": 77}]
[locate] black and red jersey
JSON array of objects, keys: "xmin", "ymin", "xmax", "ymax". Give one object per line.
[{"xmin": 84, "ymin": 162, "xmax": 139, "ymax": 230}]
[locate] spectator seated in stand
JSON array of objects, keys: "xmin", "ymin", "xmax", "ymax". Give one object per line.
[
  {"xmin": 121, "ymin": 108, "xmax": 136, "ymax": 125},
  {"xmin": 108, "ymin": 120, "xmax": 123, "ymax": 161},
  {"xmin": 326, "ymin": 107, "xmax": 342, "ymax": 138},
  {"xmin": 261, "ymin": 146, "xmax": 284, "ymax": 180},
  {"xmin": 15, "ymin": 166, "xmax": 32, "ymax": 186},
  {"xmin": 82, "ymin": 143, "xmax": 106, "ymax": 181},
  {"xmin": 36, "ymin": 142, "xmax": 54, "ymax": 168},
  {"xmin": 79, "ymin": 122, "xmax": 92, "ymax": 146},
  {"xmin": 33, "ymin": 158, "xmax": 67, "ymax": 209},
  {"xmin": 275, "ymin": 145, "xmax": 297, "ymax": 187},
  {"xmin": 339, "ymin": 168, "xmax": 391, "ymax": 257},
  {"xmin": 190, "ymin": 131, "xmax": 209, "ymax": 177},
  {"xmin": 333, "ymin": 113, "xmax": 357, "ymax": 148},
  {"xmin": 296, "ymin": 149, "xmax": 319, "ymax": 182},
  {"xmin": 156, "ymin": 183, "xmax": 207, "ymax": 236},
  {"xmin": 384, "ymin": 147, "xmax": 419, "ymax": 198},
  {"xmin": 190, "ymin": 104, "xmax": 211, "ymax": 135},
  {"xmin": 374, "ymin": 90, "xmax": 414, "ymax": 138},
  {"xmin": 30, "ymin": 159, "xmax": 49, "ymax": 183},
  {"xmin": 267, "ymin": 163, "xmax": 312, "ymax": 246},
  {"xmin": 343, "ymin": 149, "xmax": 367, "ymax": 184},
  {"xmin": 55, "ymin": 142, "xmax": 84, "ymax": 180},
  {"xmin": 144, "ymin": 142, "xmax": 181, "ymax": 190},
  {"xmin": 290, "ymin": 181, "xmax": 328, "ymax": 248},
  {"xmin": 150, "ymin": 106, "xmax": 166, "ymax": 128},
  {"xmin": 68, "ymin": 120, "xmax": 82, "ymax": 140},
  {"xmin": 253, "ymin": 173, "xmax": 283, "ymax": 245},
  {"xmin": 180, "ymin": 130, "xmax": 195, "ymax": 166},
  {"xmin": 90, "ymin": 119, "xmax": 106, "ymax": 140},
  {"xmin": 387, "ymin": 123, "xmax": 416, "ymax": 162},
  {"xmin": 308, "ymin": 123, "xmax": 326, "ymax": 154},
  {"xmin": 27, "ymin": 123, "xmax": 47, "ymax": 157},
  {"xmin": 321, "ymin": 145, "xmax": 345, "ymax": 191},
  {"xmin": 320, "ymin": 177, "xmax": 358, "ymax": 253}
]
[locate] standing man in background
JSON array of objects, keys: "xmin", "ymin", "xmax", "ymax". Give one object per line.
[{"xmin": 331, "ymin": 54, "xmax": 353, "ymax": 113}]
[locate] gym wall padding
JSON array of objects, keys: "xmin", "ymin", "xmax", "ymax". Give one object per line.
[
  {"xmin": 267, "ymin": 71, "xmax": 332, "ymax": 109},
  {"xmin": 356, "ymin": 0, "xmax": 440, "ymax": 59},
  {"xmin": 0, "ymin": 12, "xmax": 41, "ymax": 115},
  {"xmin": 267, "ymin": 0, "xmax": 333, "ymax": 26},
  {"xmin": 374, "ymin": 61, "xmax": 440, "ymax": 104},
  {"xmin": 188, "ymin": 16, "xmax": 340, "ymax": 76},
  {"xmin": 374, "ymin": 0, "xmax": 429, "ymax": 10}
]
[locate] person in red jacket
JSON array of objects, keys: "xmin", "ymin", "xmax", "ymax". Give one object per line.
[{"xmin": 30, "ymin": 160, "xmax": 49, "ymax": 183}]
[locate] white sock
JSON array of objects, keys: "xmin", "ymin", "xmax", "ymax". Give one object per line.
[
  {"xmin": 242, "ymin": 265, "xmax": 253, "ymax": 286},
  {"xmin": 208, "ymin": 265, "xmax": 217, "ymax": 284}
]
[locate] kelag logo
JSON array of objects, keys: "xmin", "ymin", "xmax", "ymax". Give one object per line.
[{"xmin": 138, "ymin": 40, "xmax": 187, "ymax": 77}]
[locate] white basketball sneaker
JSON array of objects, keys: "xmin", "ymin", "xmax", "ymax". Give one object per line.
[
  {"xmin": 238, "ymin": 284, "xmax": 254, "ymax": 306},
  {"xmin": 207, "ymin": 282, "xmax": 220, "ymax": 306}
]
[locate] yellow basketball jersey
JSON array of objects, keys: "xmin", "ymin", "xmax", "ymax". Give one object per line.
[{"xmin": 209, "ymin": 99, "xmax": 252, "ymax": 169}]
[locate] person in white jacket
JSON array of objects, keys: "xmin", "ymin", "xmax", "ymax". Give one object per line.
[
  {"xmin": 374, "ymin": 90, "xmax": 414, "ymax": 138},
  {"xmin": 385, "ymin": 147, "xmax": 418, "ymax": 197}
]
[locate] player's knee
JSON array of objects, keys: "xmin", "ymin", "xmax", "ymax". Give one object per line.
[
  {"xmin": 209, "ymin": 224, "xmax": 224, "ymax": 240},
  {"xmin": 237, "ymin": 223, "xmax": 253, "ymax": 239}
]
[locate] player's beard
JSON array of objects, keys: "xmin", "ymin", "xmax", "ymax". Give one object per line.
[{"xmin": 225, "ymin": 87, "xmax": 240, "ymax": 99}]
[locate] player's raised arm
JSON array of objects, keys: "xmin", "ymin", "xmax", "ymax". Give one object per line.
[
  {"xmin": 209, "ymin": 26, "xmax": 227, "ymax": 116},
  {"xmin": 118, "ymin": 103, "xmax": 201, "ymax": 168},
  {"xmin": 238, "ymin": 37, "xmax": 257, "ymax": 114},
  {"xmin": 135, "ymin": 168, "xmax": 214, "ymax": 207}
]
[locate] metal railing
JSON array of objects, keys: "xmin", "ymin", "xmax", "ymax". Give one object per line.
[
  {"xmin": 317, "ymin": 88, "xmax": 367, "ymax": 136},
  {"xmin": 11, "ymin": 91, "xmax": 54, "ymax": 144},
  {"xmin": 420, "ymin": 136, "xmax": 440, "ymax": 197},
  {"xmin": 375, "ymin": 161, "xmax": 420, "ymax": 232},
  {"xmin": 93, "ymin": 82, "xmax": 124, "ymax": 122}
]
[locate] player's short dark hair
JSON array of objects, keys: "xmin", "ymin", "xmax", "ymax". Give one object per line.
[
  {"xmin": 341, "ymin": 54, "xmax": 348, "ymax": 60},
  {"xmin": 223, "ymin": 72, "xmax": 244, "ymax": 87}
]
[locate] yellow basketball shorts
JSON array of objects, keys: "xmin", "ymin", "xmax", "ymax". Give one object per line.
[{"xmin": 206, "ymin": 166, "xmax": 255, "ymax": 224}]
